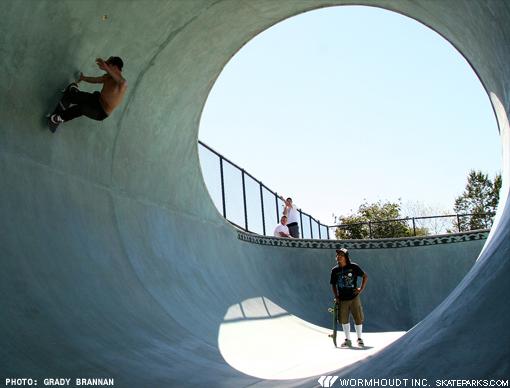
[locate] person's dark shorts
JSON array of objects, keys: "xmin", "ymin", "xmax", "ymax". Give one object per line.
[{"xmin": 287, "ymin": 222, "xmax": 300, "ymax": 238}]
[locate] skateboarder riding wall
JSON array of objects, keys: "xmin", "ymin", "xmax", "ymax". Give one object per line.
[{"xmin": 48, "ymin": 56, "xmax": 127, "ymax": 132}]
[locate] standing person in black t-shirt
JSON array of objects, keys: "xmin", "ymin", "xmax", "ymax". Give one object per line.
[{"xmin": 330, "ymin": 248, "xmax": 368, "ymax": 347}]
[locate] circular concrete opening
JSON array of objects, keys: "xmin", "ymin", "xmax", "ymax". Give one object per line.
[
  {"xmin": 198, "ymin": 5, "xmax": 500, "ymax": 237},
  {"xmin": 195, "ymin": 5, "xmax": 504, "ymax": 381}
]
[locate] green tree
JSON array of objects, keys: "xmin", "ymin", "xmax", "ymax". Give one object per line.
[
  {"xmin": 335, "ymin": 200, "xmax": 427, "ymax": 239},
  {"xmin": 453, "ymin": 170, "xmax": 501, "ymax": 231}
]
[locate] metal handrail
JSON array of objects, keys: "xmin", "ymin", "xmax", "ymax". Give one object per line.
[
  {"xmin": 199, "ymin": 140, "xmax": 493, "ymax": 240},
  {"xmin": 199, "ymin": 140, "xmax": 330, "ymax": 239},
  {"xmin": 331, "ymin": 212, "xmax": 495, "ymax": 238}
]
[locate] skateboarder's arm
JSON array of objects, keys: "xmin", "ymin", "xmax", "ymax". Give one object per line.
[
  {"xmin": 331, "ymin": 285, "xmax": 339, "ymax": 300},
  {"xmin": 356, "ymin": 273, "xmax": 368, "ymax": 295},
  {"xmin": 79, "ymin": 73, "xmax": 107, "ymax": 84}
]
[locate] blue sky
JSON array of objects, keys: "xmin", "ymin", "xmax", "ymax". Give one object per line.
[{"xmin": 199, "ymin": 5, "xmax": 501, "ymax": 227}]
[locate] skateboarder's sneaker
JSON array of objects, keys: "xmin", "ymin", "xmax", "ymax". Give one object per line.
[
  {"xmin": 48, "ymin": 114, "xmax": 64, "ymax": 133},
  {"xmin": 357, "ymin": 338, "xmax": 364, "ymax": 347},
  {"xmin": 340, "ymin": 339, "xmax": 352, "ymax": 348},
  {"xmin": 61, "ymin": 83, "xmax": 79, "ymax": 110},
  {"xmin": 62, "ymin": 82, "xmax": 79, "ymax": 93}
]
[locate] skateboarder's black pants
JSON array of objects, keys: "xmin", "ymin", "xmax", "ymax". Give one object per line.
[{"xmin": 60, "ymin": 89, "xmax": 108, "ymax": 122}]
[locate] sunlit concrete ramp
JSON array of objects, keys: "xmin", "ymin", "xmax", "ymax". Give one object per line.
[{"xmin": 1, "ymin": 0, "xmax": 509, "ymax": 386}]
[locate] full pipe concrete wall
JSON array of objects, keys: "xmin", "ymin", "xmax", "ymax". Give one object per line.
[{"xmin": 1, "ymin": 0, "xmax": 509, "ymax": 386}]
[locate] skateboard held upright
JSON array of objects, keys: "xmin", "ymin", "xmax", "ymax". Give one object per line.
[{"xmin": 328, "ymin": 301, "xmax": 339, "ymax": 347}]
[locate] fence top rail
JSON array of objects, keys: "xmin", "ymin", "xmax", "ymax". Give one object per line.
[
  {"xmin": 200, "ymin": 141, "xmax": 326, "ymax": 216},
  {"xmin": 200, "ymin": 141, "xmax": 280, "ymax": 195},
  {"xmin": 329, "ymin": 212, "xmax": 496, "ymax": 228},
  {"xmin": 200, "ymin": 141, "xmax": 261, "ymax": 182},
  {"xmin": 298, "ymin": 210, "xmax": 329, "ymax": 228}
]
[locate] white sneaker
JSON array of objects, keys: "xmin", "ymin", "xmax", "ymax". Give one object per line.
[
  {"xmin": 48, "ymin": 114, "xmax": 64, "ymax": 133},
  {"xmin": 50, "ymin": 114, "xmax": 64, "ymax": 125}
]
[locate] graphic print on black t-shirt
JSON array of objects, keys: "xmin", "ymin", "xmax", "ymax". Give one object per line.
[
  {"xmin": 339, "ymin": 271, "xmax": 355, "ymax": 289},
  {"xmin": 330, "ymin": 263, "xmax": 365, "ymax": 300}
]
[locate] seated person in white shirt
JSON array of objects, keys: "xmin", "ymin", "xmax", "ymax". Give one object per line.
[{"xmin": 274, "ymin": 216, "xmax": 293, "ymax": 238}]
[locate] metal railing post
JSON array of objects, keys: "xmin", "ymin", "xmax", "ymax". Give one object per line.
[
  {"xmin": 219, "ymin": 157, "xmax": 226, "ymax": 218},
  {"xmin": 318, "ymin": 222, "xmax": 322, "ymax": 239},
  {"xmin": 368, "ymin": 221, "xmax": 373, "ymax": 239},
  {"xmin": 299, "ymin": 210, "xmax": 304, "ymax": 238},
  {"xmin": 309, "ymin": 216, "xmax": 313, "ymax": 239},
  {"xmin": 241, "ymin": 170, "xmax": 248, "ymax": 231},
  {"xmin": 259, "ymin": 183, "xmax": 266, "ymax": 235},
  {"xmin": 457, "ymin": 214, "xmax": 462, "ymax": 232},
  {"xmin": 275, "ymin": 193, "xmax": 280, "ymax": 221},
  {"xmin": 327, "ymin": 226, "xmax": 330, "ymax": 240},
  {"xmin": 412, "ymin": 217, "xmax": 416, "ymax": 236}
]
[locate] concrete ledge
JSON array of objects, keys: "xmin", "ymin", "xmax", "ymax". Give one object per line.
[{"xmin": 238, "ymin": 229, "xmax": 489, "ymax": 249}]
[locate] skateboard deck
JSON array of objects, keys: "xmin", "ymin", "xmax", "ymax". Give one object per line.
[{"xmin": 328, "ymin": 302, "xmax": 338, "ymax": 347}]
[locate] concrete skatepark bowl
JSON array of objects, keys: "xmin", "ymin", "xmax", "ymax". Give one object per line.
[{"xmin": 1, "ymin": 1, "xmax": 509, "ymax": 387}]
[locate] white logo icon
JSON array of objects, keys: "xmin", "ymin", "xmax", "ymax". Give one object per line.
[{"xmin": 318, "ymin": 376, "xmax": 338, "ymax": 387}]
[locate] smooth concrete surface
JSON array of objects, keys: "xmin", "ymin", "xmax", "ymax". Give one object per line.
[
  {"xmin": 1, "ymin": 0, "xmax": 509, "ymax": 386},
  {"xmin": 217, "ymin": 299, "xmax": 405, "ymax": 380}
]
